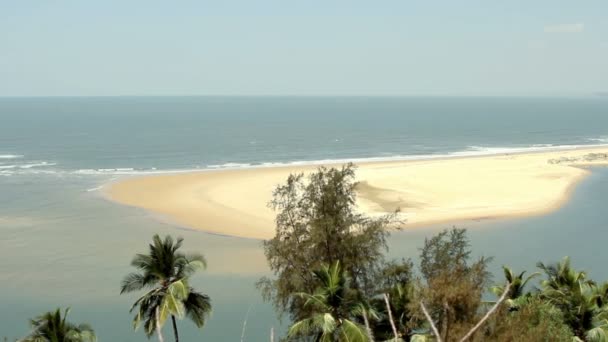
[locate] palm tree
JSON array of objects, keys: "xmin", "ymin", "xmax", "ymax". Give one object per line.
[
  {"xmin": 365, "ymin": 283, "xmax": 413, "ymax": 341},
  {"xmin": 537, "ymin": 256, "xmax": 588, "ymax": 292},
  {"xmin": 490, "ymin": 266, "xmax": 539, "ymax": 310},
  {"xmin": 19, "ymin": 308, "xmax": 96, "ymax": 342},
  {"xmin": 120, "ymin": 234, "xmax": 212, "ymax": 342},
  {"xmin": 537, "ymin": 257, "xmax": 608, "ymax": 341},
  {"xmin": 287, "ymin": 261, "xmax": 369, "ymax": 342}
]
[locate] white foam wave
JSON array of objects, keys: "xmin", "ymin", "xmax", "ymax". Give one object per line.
[
  {"xmin": 0, "ymin": 162, "xmax": 56, "ymax": 169},
  {"xmin": 0, "ymin": 169, "xmax": 58, "ymax": 176},
  {"xmin": 0, "ymin": 154, "xmax": 23, "ymax": 159},
  {"xmin": 20, "ymin": 162, "xmax": 57, "ymax": 169},
  {"xmin": 71, "ymin": 167, "xmax": 201, "ymax": 176},
  {"xmin": 1, "ymin": 142, "xmax": 607, "ymax": 178},
  {"xmin": 446, "ymin": 143, "xmax": 608, "ymax": 158},
  {"xmin": 207, "ymin": 162, "xmax": 253, "ymax": 169},
  {"xmin": 234, "ymin": 143, "xmax": 608, "ymax": 169}
]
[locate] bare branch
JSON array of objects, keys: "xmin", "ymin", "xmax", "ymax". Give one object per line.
[
  {"xmin": 459, "ymin": 282, "xmax": 512, "ymax": 342},
  {"xmin": 383, "ymin": 293, "xmax": 399, "ymax": 341},
  {"xmin": 155, "ymin": 307, "xmax": 164, "ymax": 342},
  {"xmin": 420, "ymin": 301, "xmax": 442, "ymax": 342},
  {"xmin": 361, "ymin": 308, "xmax": 375, "ymax": 342},
  {"xmin": 241, "ymin": 303, "xmax": 254, "ymax": 342}
]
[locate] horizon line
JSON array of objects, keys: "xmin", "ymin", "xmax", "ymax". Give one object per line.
[{"xmin": 0, "ymin": 93, "xmax": 605, "ymax": 99}]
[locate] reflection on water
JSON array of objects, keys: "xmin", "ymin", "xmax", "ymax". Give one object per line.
[
  {"xmin": 1, "ymin": 168, "xmax": 608, "ymax": 340},
  {"xmin": 388, "ymin": 167, "xmax": 608, "ymax": 280},
  {"xmin": 0, "ymin": 175, "xmax": 277, "ymax": 341}
]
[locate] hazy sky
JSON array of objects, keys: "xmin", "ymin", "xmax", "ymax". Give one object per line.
[{"xmin": 1, "ymin": 1, "xmax": 607, "ymax": 96}]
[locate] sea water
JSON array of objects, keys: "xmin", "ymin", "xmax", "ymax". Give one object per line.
[{"xmin": 1, "ymin": 96, "xmax": 607, "ymax": 341}]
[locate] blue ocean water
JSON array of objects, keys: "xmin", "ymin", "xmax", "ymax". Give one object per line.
[
  {"xmin": 1, "ymin": 96, "xmax": 608, "ymax": 176},
  {"xmin": 1, "ymin": 96, "xmax": 608, "ymax": 341}
]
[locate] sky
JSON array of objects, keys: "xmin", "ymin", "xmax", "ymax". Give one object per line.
[{"xmin": 1, "ymin": 1, "xmax": 607, "ymax": 96}]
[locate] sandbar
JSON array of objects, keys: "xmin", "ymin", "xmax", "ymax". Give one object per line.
[{"xmin": 105, "ymin": 147, "xmax": 608, "ymax": 239}]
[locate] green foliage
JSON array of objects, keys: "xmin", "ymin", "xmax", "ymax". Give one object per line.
[
  {"xmin": 258, "ymin": 164, "xmax": 395, "ymax": 321},
  {"xmin": 537, "ymin": 257, "xmax": 608, "ymax": 341},
  {"xmin": 287, "ymin": 262, "xmax": 369, "ymax": 342},
  {"xmin": 490, "ymin": 296, "xmax": 574, "ymax": 342},
  {"xmin": 121, "ymin": 234, "xmax": 212, "ymax": 340},
  {"xmin": 18, "ymin": 308, "xmax": 96, "ymax": 342},
  {"xmin": 490, "ymin": 266, "xmax": 540, "ymax": 310},
  {"xmin": 371, "ymin": 259, "xmax": 415, "ymax": 340},
  {"xmin": 413, "ymin": 228, "xmax": 492, "ymax": 341}
]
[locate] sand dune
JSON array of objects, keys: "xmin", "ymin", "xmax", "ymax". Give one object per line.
[{"xmin": 105, "ymin": 147, "xmax": 608, "ymax": 239}]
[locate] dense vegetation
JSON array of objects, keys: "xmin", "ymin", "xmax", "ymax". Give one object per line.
[{"xmin": 12, "ymin": 164, "xmax": 608, "ymax": 341}]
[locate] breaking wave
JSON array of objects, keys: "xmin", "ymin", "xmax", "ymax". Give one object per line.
[{"xmin": 1, "ymin": 142, "xmax": 607, "ymax": 179}]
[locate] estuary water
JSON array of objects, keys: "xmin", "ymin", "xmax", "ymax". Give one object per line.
[{"xmin": 1, "ymin": 96, "xmax": 607, "ymax": 340}]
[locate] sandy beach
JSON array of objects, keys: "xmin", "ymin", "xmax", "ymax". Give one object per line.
[{"xmin": 106, "ymin": 147, "xmax": 608, "ymax": 239}]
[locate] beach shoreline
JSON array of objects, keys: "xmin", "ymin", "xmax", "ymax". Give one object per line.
[{"xmin": 104, "ymin": 146, "xmax": 608, "ymax": 239}]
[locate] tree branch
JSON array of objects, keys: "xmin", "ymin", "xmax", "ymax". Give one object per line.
[
  {"xmin": 383, "ymin": 293, "xmax": 399, "ymax": 341},
  {"xmin": 459, "ymin": 282, "xmax": 511, "ymax": 342},
  {"xmin": 155, "ymin": 307, "xmax": 164, "ymax": 342},
  {"xmin": 420, "ymin": 302, "xmax": 442, "ymax": 342},
  {"xmin": 241, "ymin": 303, "xmax": 254, "ymax": 342},
  {"xmin": 361, "ymin": 307, "xmax": 375, "ymax": 342}
]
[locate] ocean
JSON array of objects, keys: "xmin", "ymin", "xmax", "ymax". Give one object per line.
[{"xmin": 1, "ymin": 96, "xmax": 608, "ymax": 341}]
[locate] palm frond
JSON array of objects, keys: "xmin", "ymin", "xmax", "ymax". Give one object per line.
[
  {"xmin": 316, "ymin": 313, "xmax": 337, "ymax": 334},
  {"xmin": 184, "ymin": 290, "xmax": 212, "ymax": 328},
  {"xmin": 120, "ymin": 272, "xmax": 147, "ymax": 294},
  {"xmin": 585, "ymin": 325, "xmax": 608, "ymax": 342},
  {"xmin": 19, "ymin": 308, "xmax": 96, "ymax": 342},
  {"xmin": 339, "ymin": 319, "xmax": 368, "ymax": 342},
  {"xmin": 181, "ymin": 253, "xmax": 207, "ymax": 277},
  {"xmin": 288, "ymin": 317, "xmax": 316, "ymax": 337}
]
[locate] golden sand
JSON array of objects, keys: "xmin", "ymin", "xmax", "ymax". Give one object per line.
[{"xmin": 105, "ymin": 147, "xmax": 608, "ymax": 239}]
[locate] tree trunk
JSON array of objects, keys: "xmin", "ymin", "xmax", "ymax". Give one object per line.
[
  {"xmin": 241, "ymin": 303, "xmax": 253, "ymax": 342},
  {"xmin": 442, "ymin": 302, "xmax": 450, "ymax": 342},
  {"xmin": 362, "ymin": 309, "xmax": 375, "ymax": 342},
  {"xmin": 155, "ymin": 307, "xmax": 165, "ymax": 342},
  {"xmin": 459, "ymin": 282, "xmax": 511, "ymax": 342},
  {"xmin": 420, "ymin": 302, "xmax": 442, "ymax": 342},
  {"xmin": 383, "ymin": 294, "xmax": 399, "ymax": 341},
  {"xmin": 171, "ymin": 315, "xmax": 179, "ymax": 342}
]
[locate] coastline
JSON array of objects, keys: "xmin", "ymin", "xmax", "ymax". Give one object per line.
[{"xmin": 105, "ymin": 146, "xmax": 608, "ymax": 239}]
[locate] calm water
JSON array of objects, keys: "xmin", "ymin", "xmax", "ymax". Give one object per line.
[{"xmin": 1, "ymin": 96, "xmax": 608, "ymax": 341}]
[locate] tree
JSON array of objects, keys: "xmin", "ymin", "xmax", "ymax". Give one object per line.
[
  {"xmin": 258, "ymin": 164, "xmax": 396, "ymax": 321},
  {"xmin": 489, "ymin": 296, "xmax": 574, "ymax": 342},
  {"xmin": 371, "ymin": 259, "xmax": 415, "ymax": 341},
  {"xmin": 287, "ymin": 262, "xmax": 370, "ymax": 342},
  {"xmin": 19, "ymin": 308, "xmax": 96, "ymax": 342},
  {"xmin": 120, "ymin": 235, "xmax": 212, "ymax": 342},
  {"xmin": 537, "ymin": 257, "xmax": 608, "ymax": 341},
  {"xmin": 413, "ymin": 228, "xmax": 492, "ymax": 342},
  {"xmin": 490, "ymin": 266, "xmax": 539, "ymax": 310}
]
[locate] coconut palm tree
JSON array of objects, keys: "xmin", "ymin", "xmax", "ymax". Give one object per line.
[
  {"xmin": 367, "ymin": 283, "xmax": 413, "ymax": 341},
  {"xmin": 120, "ymin": 234, "xmax": 212, "ymax": 342},
  {"xmin": 490, "ymin": 266, "xmax": 539, "ymax": 310},
  {"xmin": 19, "ymin": 308, "xmax": 96, "ymax": 342},
  {"xmin": 287, "ymin": 261, "xmax": 369, "ymax": 342},
  {"xmin": 537, "ymin": 256, "xmax": 588, "ymax": 292},
  {"xmin": 537, "ymin": 257, "xmax": 608, "ymax": 341}
]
